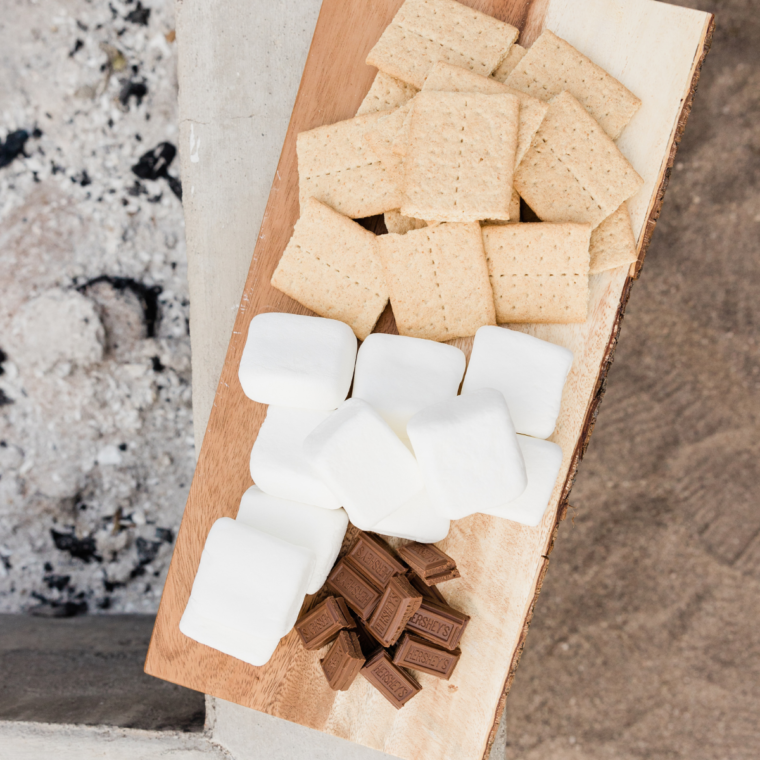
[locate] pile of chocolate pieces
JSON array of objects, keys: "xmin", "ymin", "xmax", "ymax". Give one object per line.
[{"xmin": 294, "ymin": 531, "xmax": 469, "ymax": 709}]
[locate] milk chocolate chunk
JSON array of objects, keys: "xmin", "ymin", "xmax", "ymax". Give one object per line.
[
  {"xmin": 393, "ymin": 633, "xmax": 460, "ymax": 680},
  {"xmin": 405, "ymin": 598, "xmax": 469, "ymax": 651},
  {"xmin": 408, "ymin": 571, "xmax": 447, "ymax": 605},
  {"xmin": 320, "ymin": 630, "xmax": 365, "ymax": 691},
  {"xmin": 295, "ymin": 596, "xmax": 355, "ymax": 650},
  {"xmin": 346, "ymin": 531, "xmax": 406, "ymax": 589},
  {"xmin": 398, "ymin": 542, "xmax": 458, "ymax": 586},
  {"xmin": 326, "ymin": 559, "xmax": 382, "ymax": 619},
  {"xmin": 367, "ymin": 575, "xmax": 423, "ymax": 648},
  {"xmin": 361, "ymin": 649, "xmax": 421, "ymax": 709}
]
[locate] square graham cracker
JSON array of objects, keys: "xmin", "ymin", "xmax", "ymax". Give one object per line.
[
  {"xmin": 514, "ymin": 91, "xmax": 644, "ymax": 229},
  {"xmin": 482, "ymin": 222, "xmax": 592, "ymax": 323},
  {"xmin": 419, "ymin": 61, "xmax": 548, "ymax": 164},
  {"xmin": 366, "ymin": 0, "xmax": 518, "ymax": 89},
  {"xmin": 589, "ymin": 202, "xmax": 638, "ymax": 273},
  {"xmin": 376, "ymin": 222, "xmax": 496, "ymax": 341},
  {"xmin": 297, "ymin": 112, "xmax": 403, "ymax": 219},
  {"xmin": 357, "ymin": 72, "xmax": 418, "ymax": 116},
  {"xmin": 271, "ymin": 198, "xmax": 388, "ymax": 340},
  {"xmin": 491, "ymin": 43, "xmax": 527, "ymax": 82},
  {"xmin": 505, "ymin": 30, "xmax": 641, "ymax": 141},
  {"xmin": 401, "ymin": 91, "xmax": 519, "ymax": 223}
]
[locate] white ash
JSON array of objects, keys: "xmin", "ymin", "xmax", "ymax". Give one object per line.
[{"xmin": 0, "ymin": 0, "xmax": 195, "ymax": 615}]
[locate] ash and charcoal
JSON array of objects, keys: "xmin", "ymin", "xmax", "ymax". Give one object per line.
[{"xmin": 0, "ymin": 0, "xmax": 193, "ymax": 615}]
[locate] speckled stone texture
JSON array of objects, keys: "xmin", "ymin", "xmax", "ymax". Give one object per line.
[{"xmin": 0, "ymin": 0, "xmax": 192, "ymax": 615}]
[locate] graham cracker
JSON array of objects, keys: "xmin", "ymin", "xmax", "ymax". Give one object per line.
[
  {"xmin": 505, "ymin": 30, "xmax": 641, "ymax": 141},
  {"xmin": 366, "ymin": 0, "xmax": 518, "ymax": 89},
  {"xmin": 271, "ymin": 198, "xmax": 388, "ymax": 339},
  {"xmin": 364, "ymin": 102, "xmax": 415, "ymax": 164},
  {"xmin": 513, "ymin": 91, "xmax": 644, "ymax": 229},
  {"xmin": 482, "ymin": 188, "xmax": 521, "ymax": 226},
  {"xmin": 376, "ymin": 222, "xmax": 496, "ymax": 341},
  {"xmin": 297, "ymin": 112, "xmax": 403, "ymax": 219},
  {"xmin": 589, "ymin": 202, "xmax": 638, "ymax": 273},
  {"xmin": 418, "ymin": 61, "xmax": 548, "ymax": 164},
  {"xmin": 356, "ymin": 72, "xmax": 418, "ymax": 116},
  {"xmin": 384, "ymin": 209, "xmax": 428, "ymax": 235},
  {"xmin": 491, "ymin": 43, "xmax": 527, "ymax": 83},
  {"xmin": 482, "ymin": 222, "xmax": 592, "ymax": 323},
  {"xmin": 401, "ymin": 91, "xmax": 520, "ymax": 223}
]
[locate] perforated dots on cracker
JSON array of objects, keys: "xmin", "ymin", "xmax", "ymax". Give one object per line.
[
  {"xmin": 419, "ymin": 61, "xmax": 548, "ymax": 164},
  {"xmin": 482, "ymin": 222, "xmax": 592, "ymax": 323},
  {"xmin": 271, "ymin": 198, "xmax": 388, "ymax": 340},
  {"xmin": 297, "ymin": 113, "xmax": 403, "ymax": 219},
  {"xmin": 505, "ymin": 30, "xmax": 641, "ymax": 141},
  {"xmin": 366, "ymin": 0, "xmax": 518, "ymax": 89},
  {"xmin": 514, "ymin": 91, "xmax": 643, "ymax": 229},
  {"xmin": 376, "ymin": 222, "xmax": 495, "ymax": 342},
  {"xmin": 401, "ymin": 91, "xmax": 519, "ymax": 223},
  {"xmin": 357, "ymin": 72, "xmax": 418, "ymax": 116}
]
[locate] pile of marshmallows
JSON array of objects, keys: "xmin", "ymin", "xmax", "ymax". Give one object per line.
[{"xmin": 180, "ymin": 312, "xmax": 571, "ymax": 667}]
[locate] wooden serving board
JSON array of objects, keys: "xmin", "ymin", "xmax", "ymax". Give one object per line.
[{"xmin": 146, "ymin": 1, "xmax": 714, "ymax": 758}]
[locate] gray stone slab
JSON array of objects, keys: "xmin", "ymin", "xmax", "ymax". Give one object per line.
[{"xmin": 0, "ymin": 614, "xmax": 204, "ymax": 732}]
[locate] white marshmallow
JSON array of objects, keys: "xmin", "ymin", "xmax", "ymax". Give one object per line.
[
  {"xmin": 179, "ymin": 604, "xmax": 281, "ymax": 667},
  {"xmin": 303, "ymin": 399, "xmax": 424, "ymax": 530},
  {"xmin": 352, "ymin": 334, "xmax": 466, "ymax": 441},
  {"xmin": 482, "ymin": 436, "xmax": 563, "ymax": 527},
  {"xmin": 462, "ymin": 326, "xmax": 573, "ymax": 439},
  {"xmin": 372, "ymin": 490, "xmax": 451, "ymax": 544},
  {"xmin": 236, "ymin": 485, "xmax": 348, "ymax": 594},
  {"xmin": 250, "ymin": 406, "xmax": 341, "ymax": 509},
  {"xmin": 238, "ymin": 312, "xmax": 357, "ymax": 409},
  {"xmin": 407, "ymin": 389, "xmax": 527, "ymax": 520},
  {"xmin": 180, "ymin": 517, "xmax": 314, "ymax": 657}
]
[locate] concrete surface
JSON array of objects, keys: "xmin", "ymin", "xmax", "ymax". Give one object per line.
[
  {"xmin": 0, "ymin": 614, "xmax": 204, "ymax": 730},
  {"xmin": 0, "ymin": 721, "xmax": 230, "ymax": 760}
]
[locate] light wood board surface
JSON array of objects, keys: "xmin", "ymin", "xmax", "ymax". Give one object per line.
[{"xmin": 146, "ymin": 1, "xmax": 714, "ymax": 758}]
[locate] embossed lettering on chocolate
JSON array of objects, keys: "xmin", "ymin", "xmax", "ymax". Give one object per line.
[{"xmin": 361, "ymin": 650, "xmax": 421, "ymax": 709}]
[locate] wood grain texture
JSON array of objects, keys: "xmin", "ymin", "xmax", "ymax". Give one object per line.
[{"xmin": 146, "ymin": 2, "xmax": 714, "ymax": 759}]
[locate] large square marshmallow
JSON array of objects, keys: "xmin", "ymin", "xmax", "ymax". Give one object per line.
[
  {"xmin": 407, "ymin": 389, "xmax": 527, "ymax": 519},
  {"xmin": 373, "ymin": 490, "xmax": 451, "ymax": 544},
  {"xmin": 462, "ymin": 326, "xmax": 573, "ymax": 439},
  {"xmin": 236, "ymin": 485, "xmax": 348, "ymax": 594},
  {"xmin": 180, "ymin": 518, "xmax": 314, "ymax": 660},
  {"xmin": 482, "ymin": 436, "xmax": 563, "ymax": 527},
  {"xmin": 303, "ymin": 398, "xmax": 424, "ymax": 530},
  {"xmin": 238, "ymin": 312, "xmax": 357, "ymax": 409},
  {"xmin": 250, "ymin": 406, "xmax": 341, "ymax": 509},
  {"xmin": 179, "ymin": 605, "xmax": 281, "ymax": 668},
  {"xmin": 352, "ymin": 334, "xmax": 466, "ymax": 441}
]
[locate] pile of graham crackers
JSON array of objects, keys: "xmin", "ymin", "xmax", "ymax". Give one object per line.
[{"xmin": 271, "ymin": 0, "xmax": 645, "ymax": 343}]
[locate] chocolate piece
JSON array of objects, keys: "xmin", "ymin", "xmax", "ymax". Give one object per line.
[
  {"xmin": 367, "ymin": 575, "xmax": 422, "ymax": 647},
  {"xmin": 408, "ymin": 571, "xmax": 447, "ymax": 605},
  {"xmin": 353, "ymin": 616, "xmax": 384, "ymax": 658},
  {"xmin": 295, "ymin": 596, "xmax": 355, "ymax": 650},
  {"xmin": 320, "ymin": 630, "xmax": 365, "ymax": 691},
  {"xmin": 398, "ymin": 542, "xmax": 458, "ymax": 586},
  {"xmin": 393, "ymin": 633, "xmax": 460, "ymax": 680},
  {"xmin": 405, "ymin": 598, "xmax": 469, "ymax": 651},
  {"xmin": 326, "ymin": 559, "xmax": 382, "ymax": 619},
  {"xmin": 346, "ymin": 532, "xmax": 406, "ymax": 589},
  {"xmin": 361, "ymin": 650, "xmax": 421, "ymax": 709}
]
